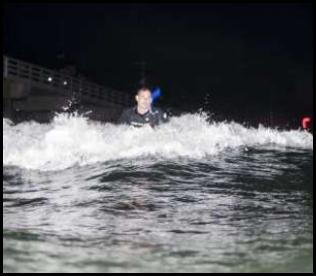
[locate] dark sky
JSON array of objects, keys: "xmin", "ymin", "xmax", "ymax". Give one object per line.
[{"xmin": 3, "ymin": 3, "xmax": 313, "ymax": 121}]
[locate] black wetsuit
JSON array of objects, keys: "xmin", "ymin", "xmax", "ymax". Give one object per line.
[{"xmin": 118, "ymin": 106, "xmax": 168, "ymax": 127}]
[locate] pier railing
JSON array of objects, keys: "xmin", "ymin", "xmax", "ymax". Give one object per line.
[{"xmin": 3, "ymin": 55, "xmax": 131, "ymax": 106}]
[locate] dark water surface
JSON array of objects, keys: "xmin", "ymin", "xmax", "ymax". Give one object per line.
[{"xmin": 3, "ymin": 147, "xmax": 313, "ymax": 272}]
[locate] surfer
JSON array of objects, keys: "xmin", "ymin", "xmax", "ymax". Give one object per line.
[{"xmin": 118, "ymin": 87, "xmax": 168, "ymax": 128}]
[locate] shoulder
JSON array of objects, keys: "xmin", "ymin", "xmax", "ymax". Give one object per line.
[
  {"xmin": 118, "ymin": 107, "xmax": 135, "ymax": 124},
  {"xmin": 151, "ymin": 107, "xmax": 168, "ymax": 121},
  {"xmin": 121, "ymin": 107, "xmax": 135, "ymax": 115}
]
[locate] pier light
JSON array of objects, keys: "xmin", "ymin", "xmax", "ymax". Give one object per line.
[
  {"xmin": 48, "ymin": 77, "xmax": 53, "ymax": 82},
  {"xmin": 63, "ymin": 81, "xmax": 68, "ymax": 85}
]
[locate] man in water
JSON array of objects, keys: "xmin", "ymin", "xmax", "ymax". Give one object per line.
[{"xmin": 118, "ymin": 87, "xmax": 168, "ymax": 127}]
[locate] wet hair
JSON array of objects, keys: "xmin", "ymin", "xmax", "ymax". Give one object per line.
[{"xmin": 136, "ymin": 86, "xmax": 152, "ymax": 95}]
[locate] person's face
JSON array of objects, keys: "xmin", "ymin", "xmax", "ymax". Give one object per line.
[{"xmin": 136, "ymin": 89, "xmax": 152, "ymax": 110}]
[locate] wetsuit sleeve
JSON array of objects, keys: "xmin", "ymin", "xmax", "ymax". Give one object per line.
[
  {"xmin": 160, "ymin": 111, "xmax": 169, "ymax": 123},
  {"xmin": 118, "ymin": 109, "xmax": 130, "ymax": 125}
]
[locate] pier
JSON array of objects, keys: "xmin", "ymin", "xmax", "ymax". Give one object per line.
[{"xmin": 3, "ymin": 55, "xmax": 132, "ymax": 123}]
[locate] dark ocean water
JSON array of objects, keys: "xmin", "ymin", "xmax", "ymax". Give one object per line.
[{"xmin": 3, "ymin": 114, "xmax": 313, "ymax": 272}]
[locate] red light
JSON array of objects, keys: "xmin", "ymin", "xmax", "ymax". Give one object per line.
[{"xmin": 301, "ymin": 117, "xmax": 311, "ymax": 129}]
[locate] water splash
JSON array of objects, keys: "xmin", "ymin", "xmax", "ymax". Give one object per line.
[{"xmin": 3, "ymin": 112, "xmax": 313, "ymax": 171}]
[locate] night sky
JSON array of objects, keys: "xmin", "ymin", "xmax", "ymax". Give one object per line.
[{"xmin": 3, "ymin": 3, "xmax": 313, "ymax": 125}]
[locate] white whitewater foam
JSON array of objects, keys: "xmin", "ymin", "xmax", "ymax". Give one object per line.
[{"xmin": 3, "ymin": 113, "xmax": 313, "ymax": 171}]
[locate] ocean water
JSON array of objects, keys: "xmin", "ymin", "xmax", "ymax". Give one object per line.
[{"xmin": 3, "ymin": 113, "xmax": 313, "ymax": 272}]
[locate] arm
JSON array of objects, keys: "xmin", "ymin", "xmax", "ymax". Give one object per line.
[
  {"xmin": 118, "ymin": 109, "xmax": 129, "ymax": 125},
  {"xmin": 160, "ymin": 110, "xmax": 169, "ymax": 124},
  {"xmin": 152, "ymin": 108, "xmax": 169, "ymax": 126}
]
